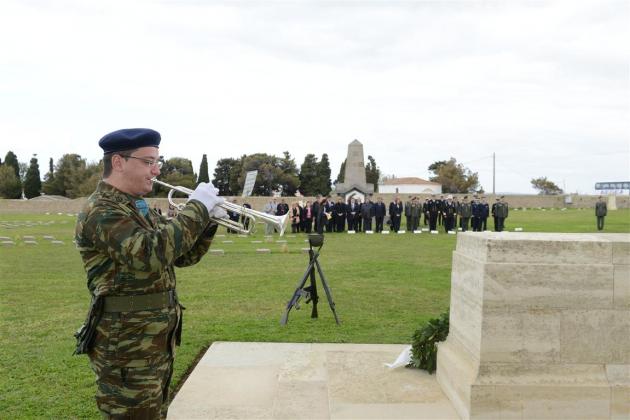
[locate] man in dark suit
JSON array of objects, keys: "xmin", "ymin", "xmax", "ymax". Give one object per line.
[
  {"xmin": 422, "ymin": 198, "xmax": 429, "ymax": 226},
  {"xmin": 315, "ymin": 196, "xmax": 328, "ymax": 234},
  {"xmin": 595, "ymin": 195, "xmax": 607, "ymax": 230},
  {"xmin": 312, "ymin": 195, "xmax": 321, "ymax": 233},
  {"xmin": 389, "ymin": 196, "xmax": 403, "ymax": 232},
  {"xmin": 374, "ymin": 196, "xmax": 386, "ymax": 232},
  {"xmin": 346, "ymin": 198, "xmax": 359, "ymax": 231},
  {"xmin": 241, "ymin": 201, "xmax": 252, "ymax": 231},
  {"xmin": 334, "ymin": 197, "xmax": 346, "ymax": 232},
  {"xmin": 276, "ymin": 199, "xmax": 289, "ymax": 217},
  {"xmin": 361, "ymin": 197, "xmax": 374, "ymax": 232},
  {"xmin": 227, "ymin": 198, "xmax": 240, "ymax": 233},
  {"xmin": 324, "ymin": 197, "xmax": 334, "ymax": 232},
  {"xmin": 354, "ymin": 199, "xmax": 363, "ymax": 232}
]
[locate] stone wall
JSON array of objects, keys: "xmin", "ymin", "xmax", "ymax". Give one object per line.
[
  {"xmin": 436, "ymin": 232, "xmax": 630, "ymax": 419},
  {"xmin": 0, "ymin": 194, "xmax": 628, "ymax": 214}
]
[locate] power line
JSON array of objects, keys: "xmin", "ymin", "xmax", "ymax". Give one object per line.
[{"xmin": 460, "ymin": 154, "xmax": 494, "ymax": 166}]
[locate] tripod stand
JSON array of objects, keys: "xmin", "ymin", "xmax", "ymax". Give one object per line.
[{"xmin": 280, "ymin": 235, "xmax": 340, "ymax": 325}]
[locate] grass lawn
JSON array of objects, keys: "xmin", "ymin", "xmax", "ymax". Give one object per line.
[{"xmin": 0, "ymin": 208, "xmax": 628, "ymax": 418}]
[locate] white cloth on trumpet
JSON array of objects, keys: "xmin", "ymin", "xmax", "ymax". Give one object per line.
[{"xmin": 189, "ymin": 183, "xmax": 224, "ymax": 215}]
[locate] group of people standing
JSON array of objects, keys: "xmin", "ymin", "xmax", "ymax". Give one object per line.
[{"xmin": 261, "ymin": 194, "xmax": 511, "ymax": 234}]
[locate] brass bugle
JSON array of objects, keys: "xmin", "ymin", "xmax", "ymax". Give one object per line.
[{"xmin": 151, "ymin": 178, "xmax": 289, "ymax": 236}]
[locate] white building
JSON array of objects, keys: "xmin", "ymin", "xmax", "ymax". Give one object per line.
[{"xmin": 378, "ymin": 177, "xmax": 442, "ymax": 194}]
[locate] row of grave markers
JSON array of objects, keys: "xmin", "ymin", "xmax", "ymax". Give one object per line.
[
  {"xmin": 1, "ymin": 227, "xmax": 527, "ymax": 249},
  {"xmin": 205, "ymin": 228, "xmax": 522, "ymax": 256},
  {"xmin": 0, "ymin": 220, "xmax": 69, "ymax": 229},
  {"xmin": 0, "ymin": 235, "xmax": 66, "ymax": 246}
]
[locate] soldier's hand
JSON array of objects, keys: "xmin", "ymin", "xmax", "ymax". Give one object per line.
[
  {"xmin": 209, "ymin": 207, "xmax": 228, "ymax": 219},
  {"xmin": 189, "ymin": 183, "xmax": 224, "ymax": 214}
]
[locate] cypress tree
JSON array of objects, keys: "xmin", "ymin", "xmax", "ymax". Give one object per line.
[
  {"xmin": 317, "ymin": 153, "xmax": 332, "ymax": 195},
  {"xmin": 298, "ymin": 154, "xmax": 319, "ymax": 196},
  {"xmin": 334, "ymin": 159, "xmax": 346, "ymax": 185},
  {"xmin": 365, "ymin": 155, "xmax": 380, "ymax": 192},
  {"xmin": 4, "ymin": 151, "xmax": 19, "ymax": 178},
  {"xmin": 198, "ymin": 154, "xmax": 210, "ymax": 184},
  {"xmin": 24, "ymin": 156, "xmax": 42, "ymax": 199}
]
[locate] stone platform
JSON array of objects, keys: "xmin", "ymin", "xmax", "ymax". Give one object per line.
[
  {"xmin": 168, "ymin": 342, "xmax": 458, "ymax": 419},
  {"xmin": 436, "ymin": 232, "xmax": 630, "ymax": 419}
]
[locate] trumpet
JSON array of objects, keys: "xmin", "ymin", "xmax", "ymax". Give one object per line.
[{"xmin": 152, "ymin": 178, "xmax": 289, "ymax": 236}]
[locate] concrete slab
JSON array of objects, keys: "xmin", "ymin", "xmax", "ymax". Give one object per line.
[{"xmin": 168, "ymin": 342, "xmax": 458, "ymax": 420}]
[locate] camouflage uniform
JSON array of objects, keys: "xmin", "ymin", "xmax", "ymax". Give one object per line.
[{"xmin": 75, "ymin": 181, "xmax": 216, "ymax": 419}]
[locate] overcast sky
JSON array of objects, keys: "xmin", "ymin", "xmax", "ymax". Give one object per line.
[{"xmin": 1, "ymin": 0, "xmax": 628, "ymax": 194}]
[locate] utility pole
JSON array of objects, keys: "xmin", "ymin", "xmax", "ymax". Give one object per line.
[{"xmin": 492, "ymin": 152, "xmax": 496, "ymax": 195}]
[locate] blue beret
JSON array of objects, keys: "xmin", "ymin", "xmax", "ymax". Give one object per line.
[{"xmin": 99, "ymin": 128, "xmax": 161, "ymax": 154}]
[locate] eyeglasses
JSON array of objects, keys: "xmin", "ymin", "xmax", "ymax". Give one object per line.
[{"xmin": 120, "ymin": 155, "xmax": 163, "ymax": 169}]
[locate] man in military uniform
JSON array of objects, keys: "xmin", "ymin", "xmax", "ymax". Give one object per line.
[
  {"xmin": 436, "ymin": 195, "xmax": 445, "ymax": 227},
  {"xmin": 470, "ymin": 195, "xmax": 480, "ymax": 232},
  {"xmin": 459, "ymin": 196, "xmax": 472, "ymax": 232},
  {"xmin": 480, "ymin": 196, "xmax": 489, "ymax": 231},
  {"xmin": 75, "ymin": 128, "xmax": 226, "ymax": 419},
  {"xmin": 404, "ymin": 196, "xmax": 412, "ymax": 232},
  {"xmin": 492, "ymin": 196, "xmax": 509, "ymax": 231},
  {"xmin": 595, "ymin": 195, "xmax": 607, "ymax": 230},
  {"xmin": 409, "ymin": 197, "xmax": 421, "ymax": 232},
  {"xmin": 442, "ymin": 195, "xmax": 457, "ymax": 233},
  {"xmin": 427, "ymin": 195, "xmax": 439, "ymax": 231},
  {"xmin": 491, "ymin": 197, "xmax": 500, "ymax": 231}
]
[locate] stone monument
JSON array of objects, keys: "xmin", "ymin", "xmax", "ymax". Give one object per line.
[
  {"xmin": 437, "ymin": 232, "xmax": 629, "ymax": 419},
  {"xmin": 334, "ymin": 139, "xmax": 374, "ymax": 202}
]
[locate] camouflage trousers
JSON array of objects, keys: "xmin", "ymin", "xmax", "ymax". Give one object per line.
[{"xmin": 89, "ymin": 358, "xmax": 174, "ymax": 419}]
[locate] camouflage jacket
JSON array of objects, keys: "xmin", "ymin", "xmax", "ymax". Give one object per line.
[{"xmin": 75, "ymin": 181, "xmax": 216, "ymax": 367}]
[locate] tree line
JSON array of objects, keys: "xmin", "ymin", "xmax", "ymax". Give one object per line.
[
  {"xmin": 0, "ymin": 151, "xmax": 381, "ymax": 199},
  {"xmin": 0, "ymin": 150, "xmax": 565, "ymax": 199}
]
